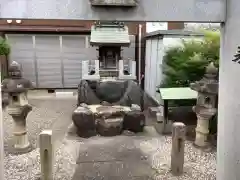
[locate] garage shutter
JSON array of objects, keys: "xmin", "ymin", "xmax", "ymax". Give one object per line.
[
  {"xmin": 7, "ymin": 34, "xmax": 95, "ymax": 89},
  {"xmin": 35, "ymin": 35, "xmax": 62, "ymax": 88},
  {"xmin": 7, "ymin": 34, "xmax": 37, "ymax": 86},
  {"xmin": 62, "ymin": 35, "xmax": 86, "ymax": 88}
]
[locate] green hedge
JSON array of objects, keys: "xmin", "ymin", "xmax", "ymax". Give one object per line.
[{"xmin": 161, "ymin": 30, "xmax": 220, "ymax": 134}]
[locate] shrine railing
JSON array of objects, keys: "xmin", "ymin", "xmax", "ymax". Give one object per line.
[{"xmin": 82, "ymin": 59, "xmax": 136, "ymax": 80}]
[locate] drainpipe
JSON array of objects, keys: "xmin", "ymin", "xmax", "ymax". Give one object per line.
[{"xmin": 138, "ymin": 24, "xmax": 142, "ymax": 85}]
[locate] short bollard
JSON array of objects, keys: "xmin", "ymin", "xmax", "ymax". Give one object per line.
[
  {"xmin": 39, "ymin": 130, "xmax": 54, "ymax": 180},
  {"xmin": 171, "ymin": 122, "xmax": 186, "ymax": 176}
]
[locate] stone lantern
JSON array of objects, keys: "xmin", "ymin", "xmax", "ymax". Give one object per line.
[
  {"xmin": 190, "ymin": 62, "xmax": 218, "ymax": 148},
  {"xmin": 2, "ymin": 61, "xmax": 33, "ymax": 152}
]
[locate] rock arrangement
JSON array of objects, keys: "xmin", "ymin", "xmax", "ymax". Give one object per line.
[
  {"xmin": 72, "ymin": 103, "xmax": 145, "ymax": 137},
  {"xmin": 77, "ymin": 80, "xmax": 159, "ymax": 111}
]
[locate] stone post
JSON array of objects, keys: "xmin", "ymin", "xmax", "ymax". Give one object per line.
[
  {"xmin": 2, "ymin": 61, "xmax": 33, "ymax": 153},
  {"xmin": 95, "ymin": 60, "xmax": 100, "ymax": 75},
  {"xmin": 39, "ymin": 130, "xmax": 54, "ymax": 180},
  {"xmin": 190, "ymin": 62, "xmax": 218, "ymax": 148},
  {"xmin": 118, "ymin": 60, "xmax": 124, "ymax": 76},
  {"xmin": 131, "ymin": 60, "xmax": 136, "ymax": 78},
  {"xmin": 82, "ymin": 60, "xmax": 89, "ymax": 79},
  {"xmin": 171, "ymin": 122, "xmax": 186, "ymax": 176}
]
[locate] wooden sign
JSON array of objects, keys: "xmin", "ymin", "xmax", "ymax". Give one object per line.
[{"xmin": 90, "ymin": 0, "xmax": 137, "ymax": 6}]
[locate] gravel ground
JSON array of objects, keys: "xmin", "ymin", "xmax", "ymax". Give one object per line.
[
  {"xmin": 3, "ymin": 98, "xmax": 216, "ymax": 180},
  {"xmin": 69, "ymin": 130, "xmax": 216, "ymax": 180},
  {"xmin": 3, "ymin": 98, "xmax": 76, "ymax": 180},
  {"xmin": 137, "ymin": 136, "xmax": 216, "ymax": 180}
]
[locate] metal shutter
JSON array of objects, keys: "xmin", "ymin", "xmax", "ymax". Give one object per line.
[
  {"xmin": 6, "ymin": 34, "xmax": 37, "ymax": 86},
  {"xmin": 35, "ymin": 35, "xmax": 62, "ymax": 88}
]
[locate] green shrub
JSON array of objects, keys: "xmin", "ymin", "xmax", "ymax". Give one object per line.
[
  {"xmin": 0, "ymin": 37, "xmax": 10, "ymax": 80},
  {"xmin": 0, "ymin": 37, "xmax": 10, "ymax": 55}
]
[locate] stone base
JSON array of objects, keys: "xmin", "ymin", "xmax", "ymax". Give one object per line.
[
  {"xmin": 14, "ymin": 144, "xmax": 33, "ymax": 154},
  {"xmin": 193, "ymin": 142, "xmax": 213, "ymax": 152},
  {"xmin": 7, "ymin": 141, "xmax": 33, "ymax": 155},
  {"xmin": 72, "ymin": 104, "xmax": 147, "ymax": 138}
]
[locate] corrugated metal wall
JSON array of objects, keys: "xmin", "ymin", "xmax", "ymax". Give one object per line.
[
  {"xmin": 144, "ymin": 37, "xmax": 164, "ymax": 100},
  {"xmin": 6, "ymin": 34, "xmax": 94, "ymax": 88}
]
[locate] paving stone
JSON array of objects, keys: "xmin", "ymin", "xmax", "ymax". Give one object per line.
[
  {"xmin": 76, "ymin": 136, "xmax": 145, "ymax": 163},
  {"xmin": 72, "ymin": 162, "xmax": 154, "ymax": 180},
  {"xmin": 72, "ymin": 175, "xmax": 153, "ymax": 180},
  {"xmin": 73, "ymin": 136, "xmax": 155, "ymax": 180}
]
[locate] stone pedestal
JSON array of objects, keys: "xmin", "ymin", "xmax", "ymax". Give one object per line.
[
  {"xmin": 194, "ymin": 116, "xmax": 210, "ymax": 147},
  {"xmin": 7, "ymin": 105, "xmax": 32, "ymax": 152},
  {"xmin": 13, "ymin": 117, "xmax": 30, "ymax": 149}
]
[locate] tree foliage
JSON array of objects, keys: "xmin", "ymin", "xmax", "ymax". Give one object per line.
[{"xmin": 161, "ymin": 30, "xmax": 220, "ymax": 88}]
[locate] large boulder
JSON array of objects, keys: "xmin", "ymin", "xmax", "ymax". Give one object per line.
[
  {"xmin": 95, "ymin": 80, "xmax": 128, "ymax": 104},
  {"xmin": 123, "ymin": 109, "xmax": 145, "ymax": 133},
  {"xmin": 72, "ymin": 106, "xmax": 96, "ymax": 138}
]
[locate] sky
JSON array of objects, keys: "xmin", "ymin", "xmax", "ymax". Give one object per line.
[{"xmin": 146, "ymin": 22, "xmax": 221, "ymax": 33}]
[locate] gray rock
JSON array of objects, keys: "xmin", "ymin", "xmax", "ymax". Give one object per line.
[
  {"xmin": 95, "ymin": 106, "xmax": 124, "ymax": 136},
  {"xmin": 123, "ymin": 111, "xmax": 145, "ymax": 133},
  {"xmin": 77, "ymin": 80, "xmax": 101, "ymax": 106},
  {"xmin": 96, "ymin": 117, "xmax": 123, "ymax": 136},
  {"xmin": 79, "ymin": 103, "xmax": 89, "ymax": 108},
  {"xmin": 95, "ymin": 81, "xmax": 128, "ymax": 103},
  {"xmin": 72, "ymin": 106, "xmax": 96, "ymax": 138},
  {"xmin": 131, "ymin": 104, "xmax": 141, "ymax": 111}
]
